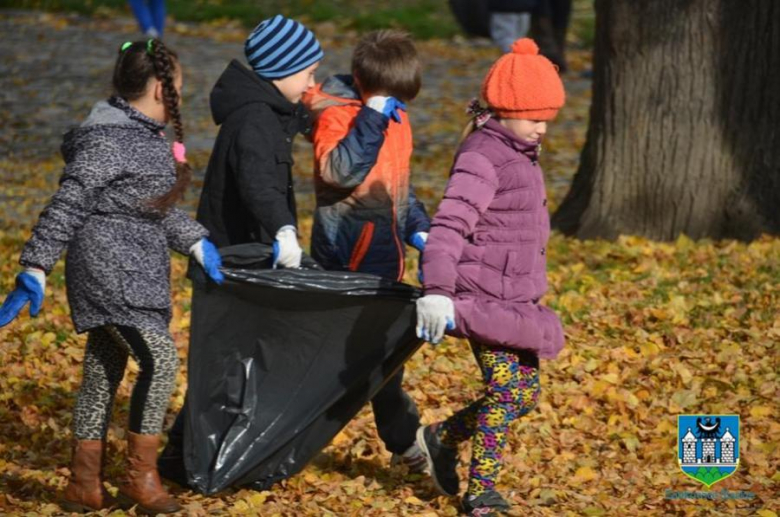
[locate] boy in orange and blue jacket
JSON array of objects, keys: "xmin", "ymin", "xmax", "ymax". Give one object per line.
[{"xmin": 303, "ymin": 29, "xmax": 430, "ymax": 470}]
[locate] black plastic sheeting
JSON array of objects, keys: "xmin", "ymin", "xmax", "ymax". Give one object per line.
[{"xmin": 161, "ymin": 244, "xmax": 422, "ymax": 495}]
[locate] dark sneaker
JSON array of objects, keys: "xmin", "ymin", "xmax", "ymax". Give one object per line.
[
  {"xmin": 415, "ymin": 424, "xmax": 460, "ymax": 496},
  {"xmin": 462, "ymin": 490, "xmax": 511, "ymax": 516},
  {"xmin": 390, "ymin": 443, "xmax": 429, "ymax": 474},
  {"xmin": 157, "ymin": 438, "xmax": 189, "ymax": 487}
]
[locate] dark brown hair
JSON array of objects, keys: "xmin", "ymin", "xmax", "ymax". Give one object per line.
[
  {"xmin": 352, "ymin": 30, "xmax": 421, "ymax": 102},
  {"xmin": 112, "ymin": 39, "xmax": 190, "ymax": 212}
]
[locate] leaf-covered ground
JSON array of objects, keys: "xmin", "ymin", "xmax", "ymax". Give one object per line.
[{"xmin": 0, "ymin": 8, "xmax": 778, "ymax": 517}]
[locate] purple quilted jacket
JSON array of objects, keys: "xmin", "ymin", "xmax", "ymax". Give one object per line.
[{"xmin": 421, "ymin": 119, "xmax": 564, "ymax": 359}]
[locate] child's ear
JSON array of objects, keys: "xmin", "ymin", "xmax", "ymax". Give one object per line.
[{"xmin": 153, "ymin": 79, "xmax": 164, "ymax": 104}]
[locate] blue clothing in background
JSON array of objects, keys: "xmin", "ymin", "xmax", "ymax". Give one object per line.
[{"xmin": 128, "ymin": 0, "xmax": 166, "ymax": 37}]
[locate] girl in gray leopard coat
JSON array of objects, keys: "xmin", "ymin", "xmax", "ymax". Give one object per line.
[{"xmin": 0, "ymin": 39, "xmax": 223, "ymax": 514}]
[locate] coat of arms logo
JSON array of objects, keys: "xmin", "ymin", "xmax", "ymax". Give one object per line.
[{"xmin": 678, "ymin": 414, "xmax": 739, "ymax": 488}]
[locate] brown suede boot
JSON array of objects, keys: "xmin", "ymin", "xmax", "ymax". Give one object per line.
[
  {"xmin": 118, "ymin": 432, "xmax": 181, "ymax": 515},
  {"xmin": 61, "ymin": 440, "xmax": 117, "ymax": 513}
]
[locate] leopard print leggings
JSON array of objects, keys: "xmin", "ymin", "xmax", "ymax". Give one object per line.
[
  {"xmin": 438, "ymin": 343, "xmax": 540, "ymax": 498},
  {"xmin": 72, "ymin": 325, "xmax": 180, "ymax": 440}
]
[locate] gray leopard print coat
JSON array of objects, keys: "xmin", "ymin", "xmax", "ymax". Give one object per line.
[{"xmin": 20, "ymin": 96, "xmax": 207, "ymax": 334}]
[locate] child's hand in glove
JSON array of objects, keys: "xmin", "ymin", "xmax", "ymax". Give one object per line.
[
  {"xmin": 273, "ymin": 226, "xmax": 303, "ymax": 269},
  {"xmin": 366, "ymin": 96, "xmax": 407, "ymax": 123},
  {"xmin": 415, "ymin": 294, "xmax": 455, "ymax": 344},
  {"xmin": 0, "ymin": 269, "xmax": 45, "ymax": 327},
  {"xmin": 190, "ymin": 238, "xmax": 225, "ymax": 284}
]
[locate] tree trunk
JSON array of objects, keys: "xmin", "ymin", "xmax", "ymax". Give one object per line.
[{"xmin": 552, "ymin": 0, "xmax": 780, "ymax": 241}]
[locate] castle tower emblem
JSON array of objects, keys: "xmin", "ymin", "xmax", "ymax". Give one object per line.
[{"xmin": 677, "ymin": 415, "xmax": 740, "ymax": 488}]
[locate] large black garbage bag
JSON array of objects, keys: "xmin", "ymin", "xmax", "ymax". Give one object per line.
[{"xmin": 163, "ymin": 244, "xmax": 422, "ymax": 495}]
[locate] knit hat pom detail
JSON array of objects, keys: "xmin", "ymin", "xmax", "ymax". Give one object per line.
[{"xmin": 511, "ymin": 38, "xmax": 539, "ymax": 55}]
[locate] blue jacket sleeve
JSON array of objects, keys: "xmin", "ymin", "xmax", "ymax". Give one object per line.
[
  {"xmin": 405, "ymin": 183, "xmax": 431, "ymax": 243},
  {"xmin": 319, "ymin": 106, "xmax": 389, "ymax": 189}
]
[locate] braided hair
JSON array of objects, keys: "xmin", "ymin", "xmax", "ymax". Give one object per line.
[{"xmin": 112, "ymin": 39, "xmax": 191, "ymax": 212}]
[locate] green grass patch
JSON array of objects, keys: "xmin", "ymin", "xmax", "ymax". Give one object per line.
[{"xmin": 0, "ymin": 0, "xmax": 461, "ymax": 39}]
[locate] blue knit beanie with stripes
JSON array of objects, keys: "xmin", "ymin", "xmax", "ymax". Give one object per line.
[{"xmin": 245, "ymin": 15, "xmax": 324, "ymax": 80}]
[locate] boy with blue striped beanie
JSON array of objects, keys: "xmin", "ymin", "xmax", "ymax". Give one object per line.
[
  {"xmin": 245, "ymin": 14, "xmax": 324, "ymax": 81},
  {"xmin": 160, "ymin": 17, "xmax": 323, "ymax": 479},
  {"xmin": 192, "ymin": 15, "xmax": 324, "ymax": 268}
]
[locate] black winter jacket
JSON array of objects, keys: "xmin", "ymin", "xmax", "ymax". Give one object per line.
[
  {"xmin": 195, "ymin": 60, "xmax": 311, "ymax": 248},
  {"xmin": 488, "ymin": 0, "xmax": 538, "ymax": 13}
]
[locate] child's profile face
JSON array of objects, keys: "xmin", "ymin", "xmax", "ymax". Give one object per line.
[
  {"xmin": 500, "ymin": 118, "xmax": 547, "ymax": 143},
  {"xmin": 273, "ymin": 62, "xmax": 320, "ymax": 104}
]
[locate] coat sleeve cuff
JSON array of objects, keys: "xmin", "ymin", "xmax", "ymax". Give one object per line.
[
  {"xmin": 19, "ymin": 243, "xmax": 56, "ymax": 275},
  {"xmin": 424, "ymin": 287, "xmax": 454, "ymax": 298},
  {"xmin": 358, "ymin": 105, "xmax": 391, "ymax": 129}
]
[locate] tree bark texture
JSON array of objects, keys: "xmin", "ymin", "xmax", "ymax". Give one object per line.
[{"xmin": 552, "ymin": 0, "xmax": 780, "ymax": 241}]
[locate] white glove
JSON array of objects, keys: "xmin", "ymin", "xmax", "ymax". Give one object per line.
[
  {"xmin": 415, "ymin": 294, "xmax": 455, "ymax": 344},
  {"xmin": 273, "ymin": 226, "xmax": 302, "ymax": 269}
]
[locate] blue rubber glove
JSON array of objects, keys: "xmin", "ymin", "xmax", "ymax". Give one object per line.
[
  {"xmin": 410, "ymin": 231, "xmax": 428, "ymax": 283},
  {"xmin": 366, "ymin": 95, "xmax": 407, "ymax": 124},
  {"xmin": 410, "ymin": 231, "xmax": 427, "ymax": 252},
  {"xmin": 190, "ymin": 238, "xmax": 224, "ymax": 284},
  {"xmin": 415, "ymin": 294, "xmax": 456, "ymax": 344},
  {"xmin": 0, "ymin": 269, "xmax": 45, "ymax": 327}
]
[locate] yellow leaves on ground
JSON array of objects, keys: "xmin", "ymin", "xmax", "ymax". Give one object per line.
[
  {"xmin": 750, "ymin": 406, "xmax": 772, "ymax": 419},
  {"xmin": 571, "ymin": 466, "xmax": 599, "ymax": 484},
  {"xmin": 5, "ymin": 236, "xmax": 776, "ymax": 517}
]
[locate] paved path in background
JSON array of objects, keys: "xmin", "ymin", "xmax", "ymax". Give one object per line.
[
  {"xmin": 0, "ymin": 10, "xmax": 589, "ymax": 223},
  {"xmin": 0, "ymin": 10, "xmax": 497, "ymax": 158}
]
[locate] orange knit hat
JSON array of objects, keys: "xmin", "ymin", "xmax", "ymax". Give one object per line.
[{"xmin": 481, "ymin": 38, "xmax": 565, "ymax": 120}]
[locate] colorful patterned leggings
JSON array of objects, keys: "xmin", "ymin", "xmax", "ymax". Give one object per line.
[{"xmin": 438, "ymin": 343, "xmax": 540, "ymax": 497}]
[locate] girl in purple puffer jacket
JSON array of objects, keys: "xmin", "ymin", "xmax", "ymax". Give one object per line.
[{"xmin": 414, "ymin": 38, "xmax": 566, "ymax": 516}]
